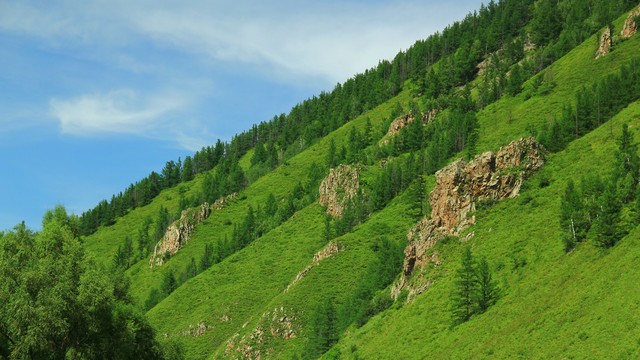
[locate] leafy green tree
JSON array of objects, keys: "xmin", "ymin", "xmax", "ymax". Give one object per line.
[{"xmin": 0, "ymin": 207, "xmax": 167, "ymax": 359}]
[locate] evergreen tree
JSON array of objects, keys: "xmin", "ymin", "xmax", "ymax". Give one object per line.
[
  {"xmin": 200, "ymin": 243, "xmax": 211, "ymax": 272},
  {"xmin": 327, "ymin": 139, "xmax": 337, "ymax": 168},
  {"xmin": 593, "ymin": 182, "xmax": 623, "ymax": 248},
  {"xmin": 475, "ymin": 257, "xmax": 499, "ymax": 313},
  {"xmin": 451, "ymin": 247, "xmax": 477, "ymax": 325},
  {"xmin": 560, "ymin": 179, "xmax": 589, "ymax": 252},
  {"xmin": 251, "ymin": 142, "xmax": 268, "ymax": 166},
  {"xmin": 507, "ymin": 64, "xmax": 523, "ymax": 96},
  {"xmin": 162, "ymin": 270, "xmax": 178, "ymax": 295},
  {"xmin": 181, "ymin": 156, "xmax": 194, "ymax": 182},
  {"xmin": 614, "ymin": 124, "xmax": 640, "ymax": 185},
  {"xmin": 306, "ymin": 298, "xmax": 338, "ymax": 359}
]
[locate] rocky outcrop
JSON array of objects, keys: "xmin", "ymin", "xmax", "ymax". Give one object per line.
[
  {"xmin": 319, "ymin": 164, "xmax": 361, "ymax": 217},
  {"xmin": 595, "ymin": 27, "xmax": 612, "ymax": 59},
  {"xmin": 622, "ymin": 4, "xmax": 640, "ymax": 37},
  {"xmin": 284, "ymin": 241, "xmax": 346, "ymax": 293},
  {"xmin": 222, "ymin": 307, "xmax": 301, "ymax": 359},
  {"xmin": 393, "ymin": 137, "xmax": 545, "ymax": 298},
  {"xmin": 213, "ymin": 192, "xmax": 238, "ymax": 210},
  {"xmin": 379, "ymin": 110, "xmax": 438, "ymax": 146},
  {"xmin": 149, "ymin": 202, "xmax": 212, "ymax": 268}
]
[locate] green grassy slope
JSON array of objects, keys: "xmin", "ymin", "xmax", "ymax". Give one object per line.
[
  {"xmin": 477, "ymin": 14, "xmax": 640, "ymax": 153},
  {"xmin": 334, "ymin": 101, "xmax": 640, "ymax": 360},
  {"xmin": 78, "ymin": 7, "xmax": 640, "ymax": 359}
]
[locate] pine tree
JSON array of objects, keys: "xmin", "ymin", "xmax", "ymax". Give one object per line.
[
  {"xmin": 251, "ymin": 142, "xmax": 267, "ymax": 166},
  {"xmin": 451, "ymin": 247, "xmax": 477, "ymax": 325},
  {"xmin": 507, "ymin": 64, "xmax": 523, "ymax": 96},
  {"xmin": 593, "ymin": 182, "xmax": 622, "ymax": 248},
  {"xmin": 475, "ymin": 257, "xmax": 499, "ymax": 313},
  {"xmin": 327, "ymin": 139, "xmax": 336, "ymax": 168},
  {"xmin": 560, "ymin": 179, "xmax": 589, "ymax": 252},
  {"xmin": 181, "ymin": 156, "xmax": 194, "ymax": 182},
  {"xmin": 200, "ymin": 243, "xmax": 211, "ymax": 271}
]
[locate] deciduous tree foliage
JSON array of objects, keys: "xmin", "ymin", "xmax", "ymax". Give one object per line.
[{"xmin": 0, "ymin": 206, "xmax": 170, "ymax": 359}]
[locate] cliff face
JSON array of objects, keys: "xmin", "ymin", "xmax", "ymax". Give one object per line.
[
  {"xmin": 393, "ymin": 137, "xmax": 545, "ymax": 297},
  {"xmin": 318, "ymin": 164, "xmax": 361, "ymax": 217}
]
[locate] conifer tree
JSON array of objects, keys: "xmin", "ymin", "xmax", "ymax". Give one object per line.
[
  {"xmin": 560, "ymin": 179, "xmax": 589, "ymax": 252},
  {"xmin": 475, "ymin": 257, "xmax": 499, "ymax": 313},
  {"xmin": 451, "ymin": 247, "xmax": 477, "ymax": 325},
  {"xmin": 593, "ymin": 182, "xmax": 622, "ymax": 248}
]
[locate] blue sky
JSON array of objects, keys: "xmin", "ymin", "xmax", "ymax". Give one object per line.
[{"xmin": 0, "ymin": 0, "xmax": 483, "ymax": 231}]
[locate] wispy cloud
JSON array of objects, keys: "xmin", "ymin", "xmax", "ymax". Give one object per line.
[
  {"xmin": 49, "ymin": 89, "xmax": 186, "ymax": 135},
  {"xmin": 0, "ymin": 0, "xmax": 478, "ymax": 84}
]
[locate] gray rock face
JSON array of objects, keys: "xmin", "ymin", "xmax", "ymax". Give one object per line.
[{"xmin": 392, "ymin": 137, "xmax": 545, "ymax": 298}]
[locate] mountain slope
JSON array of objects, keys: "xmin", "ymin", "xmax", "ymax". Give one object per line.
[
  {"xmin": 334, "ymin": 101, "xmax": 640, "ymax": 359},
  {"xmin": 73, "ymin": 2, "xmax": 640, "ymax": 359}
]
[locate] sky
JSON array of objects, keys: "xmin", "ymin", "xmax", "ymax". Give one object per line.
[{"xmin": 0, "ymin": 0, "xmax": 483, "ymax": 231}]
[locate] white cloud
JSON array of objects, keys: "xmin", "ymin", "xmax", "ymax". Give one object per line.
[
  {"xmin": 0, "ymin": 0, "xmax": 480, "ymax": 85},
  {"xmin": 50, "ymin": 89, "xmax": 186, "ymax": 135}
]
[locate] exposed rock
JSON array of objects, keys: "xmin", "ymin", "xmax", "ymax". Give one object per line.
[
  {"xmin": 319, "ymin": 164, "xmax": 361, "ymax": 217},
  {"xmin": 313, "ymin": 241, "xmax": 345, "ymax": 263},
  {"xmin": 149, "ymin": 202, "xmax": 211, "ymax": 268},
  {"xmin": 621, "ymin": 4, "xmax": 640, "ymax": 38},
  {"xmin": 595, "ymin": 27, "xmax": 612, "ymax": 59},
  {"xmin": 180, "ymin": 322, "xmax": 213, "ymax": 337},
  {"xmin": 213, "ymin": 192, "xmax": 238, "ymax": 210},
  {"xmin": 379, "ymin": 110, "xmax": 438, "ymax": 146},
  {"xmin": 284, "ymin": 241, "xmax": 346, "ymax": 293},
  {"xmin": 222, "ymin": 307, "xmax": 301, "ymax": 359},
  {"xmin": 392, "ymin": 137, "xmax": 545, "ymax": 298}
]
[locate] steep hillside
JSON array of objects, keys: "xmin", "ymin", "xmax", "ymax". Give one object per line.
[
  {"xmin": 333, "ymin": 101, "xmax": 640, "ymax": 359},
  {"xmin": 70, "ymin": 2, "xmax": 640, "ymax": 360}
]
